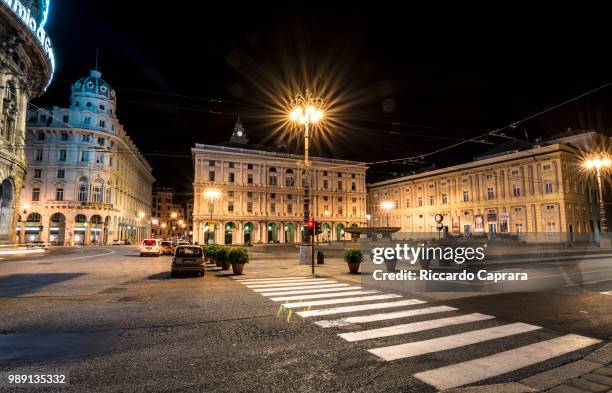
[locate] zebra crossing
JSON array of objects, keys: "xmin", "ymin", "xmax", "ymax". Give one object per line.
[{"xmin": 234, "ymin": 275, "xmax": 602, "ymax": 391}]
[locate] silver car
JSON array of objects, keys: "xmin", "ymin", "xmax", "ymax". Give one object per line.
[{"xmin": 171, "ymin": 245, "xmax": 205, "ymax": 277}]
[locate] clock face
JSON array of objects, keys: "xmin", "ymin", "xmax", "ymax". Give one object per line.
[
  {"xmin": 475, "ymin": 216, "xmax": 483, "ymax": 224},
  {"xmin": 237, "ymin": 131, "xmax": 243, "ymax": 137}
]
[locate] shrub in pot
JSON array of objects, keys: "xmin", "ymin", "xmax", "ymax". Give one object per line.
[
  {"xmin": 344, "ymin": 249, "xmax": 363, "ymax": 274},
  {"xmin": 228, "ymin": 247, "xmax": 249, "ymax": 275},
  {"xmin": 215, "ymin": 246, "xmax": 229, "ymax": 270},
  {"xmin": 206, "ymin": 245, "xmax": 220, "ymax": 265}
]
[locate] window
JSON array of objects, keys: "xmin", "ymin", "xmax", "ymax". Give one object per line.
[
  {"xmin": 323, "ymin": 180, "xmax": 328, "ymax": 189},
  {"xmin": 513, "ymin": 184, "xmax": 521, "ymax": 197},
  {"xmin": 92, "ymin": 183, "xmax": 103, "ymax": 203},
  {"xmin": 287, "ymin": 204, "xmax": 293, "ymax": 214},
  {"xmin": 338, "ymin": 197, "xmax": 343, "ymax": 202},
  {"xmin": 338, "ymin": 206, "xmax": 343, "ymax": 215},
  {"xmin": 323, "ymin": 196, "xmax": 328, "ymax": 201},
  {"xmin": 546, "ymin": 204, "xmax": 555, "ymax": 210},
  {"xmin": 352, "ymin": 173, "xmax": 356, "ymax": 178},
  {"xmin": 547, "ymin": 222, "xmax": 557, "ymax": 233},
  {"xmin": 338, "ymin": 173, "xmax": 342, "ymax": 178},
  {"xmin": 82, "ymin": 134, "xmax": 90, "ymax": 142},
  {"xmin": 418, "ymin": 196, "xmax": 423, "ymax": 206},
  {"xmin": 270, "ymin": 203, "xmax": 276, "ymax": 213},
  {"xmin": 55, "ymin": 188, "xmax": 64, "ymax": 201},
  {"xmin": 514, "ymin": 207, "xmax": 522, "ymax": 213},
  {"xmin": 406, "ymin": 200, "xmax": 411, "ymax": 208},
  {"xmin": 270, "ymin": 193, "xmax": 276, "ymax": 199},
  {"xmin": 209, "ymin": 171, "xmax": 215, "ymax": 182},
  {"xmin": 33, "ymin": 169, "xmax": 41, "ymax": 178},
  {"xmin": 228, "ymin": 191, "xmax": 234, "ymax": 197},
  {"xmin": 337, "ymin": 181, "xmax": 342, "ymax": 191},
  {"xmin": 61, "ymin": 132, "xmax": 68, "ymax": 141},
  {"xmin": 58, "ymin": 150, "xmax": 67, "ymax": 162},
  {"xmin": 247, "ymin": 163, "xmax": 253, "ymax": 170},
  {"xmin": 57, "ymin": 169, "xmax": 65, "ymax": 178},
  {"xmin": 247, "ymin": 192, "xmax": 253, "ymax": 198},
  {"xmin": 98, "ymin": 137, "xmax": 105, "ymax": 146},
  {"xmin": 32, "ymin": 188, "xmax": 40, "ymax": 201},
  {"xmin": 35, "ymin": 149, "xmax": 43, "ymax": 161},
  {"xmin": 323, "ymin": 171, "xmax": 328, "ymax": 176},
  {"xmin": 209, "ymin": 160, "xmax": 215, "ymax": 167},
  {"xmin": 487, "ymin": 187, "xmax": 495, "ymax": 200},
  {"xmin": 229, "ymin": 162, "xmax": 235, "ymax": 169},
  {"xmin": 352, "ymin": 206, "xmax": 357, "ymax": 215},
  {"xmin": 247, "ymin": 174, "xmax": 253, "ymax": 184},
  {"xmin": 442, "ymin": 194, "xmax": 448, "ymax": 204},
  {"xmin": 287, "ymin": 194, "xmax": 292, "ymax": 200},
  {"xmin": 97, "ymin": 154, "xmax": 104, "ymax": 165},
  {"xmin": 247, "ymin": 202, "xmax": 253, "ymax": 213},
  {"xmin": 78, "ymin": 185, "xmax": 88, "ymax": 202},
  {"xmin": 351, "ymin": 182, "xmax": 356, "ymax": 191},
  {"xmin": 228, "ymin": 201, "xmax": 234, "ymax": 212},
  {"xmin": 99, "ymin": 120, "xmax": 106, "ymax": 128},
  {"xmin": 463, "ymin": 191, "xmax": 470, "ymax": 202},
  {"xmin": 80, "ymin": 151, "xmax": 89, "ymax": 162},
  {"xmin": 229, "ymin": 173, "xmax": 235, "ymax": 183},
  {"xmin": 269, "ymin": 172, "xmax": 277, "ymax": 186},
  {"xmin": 543, "ymin": 164, "xmax": 551, "ymax": 170},
  {"xmin": 545, "ymin": 181, "xmax": 553, "ymax": 194},
  {"xmin": 37, "ymin": 131, "xmax": 45, "ymax": 141},
  {"xmin": 515, "ymin": 223, "xmax": 523, "ymax": 233},
  {"xmin": 40, "ymin": 115, "xmax": 47, "ymax": 123},
  {"xmin": 352, "ymin": 197, "xmax": 357, "ymax": 203},
  {"xmin": 429, "ymin": 196, "xmax": 434, "ymax": 206},
  {"xmin": 84, "ymin": 117, "xmax": 91, "ymax": 125}
]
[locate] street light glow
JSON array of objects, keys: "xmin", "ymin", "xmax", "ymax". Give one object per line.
[
  {"xmin": 151, "ymin": 218, "xmax": 159, "ymax": 225},
  {"xmin": 203, "ymin": 188, "xmax": 221, "ymax": 200},
  {"xmin": 171, "ymin": 212, "xmax": 178, "ymax": 219},
  {"xmin": 289, "ymin": 94, "xmax": 325, "ymax": 125},
  {"xmin": 584, "ymin": 153, "xmax": 612, "ymax": 170},
  {"xmin": 138, "ymin": 212, "xmax": 145, "ymax": 219},
  {"xmin": 380, "ymin": 200, "xmax": 395, "ymax": 212}
]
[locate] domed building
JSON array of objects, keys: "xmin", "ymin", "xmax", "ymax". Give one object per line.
[
  {"xmin": 21, "ymin": 70, "xmax": 155, "ymax": 245},
  {"xmin": 0, "ymin": 0, "xmax": 55, "ymax": 243}
]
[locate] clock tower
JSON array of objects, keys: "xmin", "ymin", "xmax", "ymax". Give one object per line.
[{"xmin": 229, "ymin": 115, "xmax": 249, "ymax": 144}]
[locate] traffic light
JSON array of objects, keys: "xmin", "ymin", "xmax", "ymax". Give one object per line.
[
  {"xmin": 306, "ymin": 218, "xmax": 314, "ymax": 236},
  {"xmin": 315, "ymin": 222, "xmax": 322, "ymax": 235}
]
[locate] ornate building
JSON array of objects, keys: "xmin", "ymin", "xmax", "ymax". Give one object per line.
[
  {"xmin": 192, "ymin": 118, "xmax": 368, "ymax": 245},
  {"xmin": 20, "ymin": 69, "xmax": 155, "ymax": 245},
  {"xmin": 0, "ymin": 0, "xmax": 55, "ymax": 243},
  {"xmin": 367, "ymin": 131, "xmax": 609, "ymax": 241}
]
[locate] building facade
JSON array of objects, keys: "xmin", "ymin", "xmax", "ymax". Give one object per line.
[
  {"xmin": 20, "ymin": 69, "xmax": 155, "ymax": 245},
  {"xmin": 367, "ymin": 133, "xmax": 607, "ymax": 240},
  {"xmin": 192, "ymin": 118, "xmax": 368, "ymax": 245},
  {"xmin": 151, "ymin": 186, "xmax": 188, "ymax": 239},
  {"xmin": 0, "ymin": 0, "xmax": 55, "ymax": 243}
]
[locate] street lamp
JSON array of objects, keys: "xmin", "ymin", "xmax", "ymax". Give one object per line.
[
  {"xmin": 203, "ymin": 188, "xmax": 221, "ymax": 244},
  {"xmin": 584, "ymin": 153, "xmax": 611, "ymax": 234},
  {"xmin": 380, "ymin": 200, "xmax": 395, "ymax": 227},
  {"xmin": 289, "ymin": 92, "xmax": 324, "ymax": 243}
]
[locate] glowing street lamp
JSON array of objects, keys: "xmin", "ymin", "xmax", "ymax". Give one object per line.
[
  {"xmin": 380, "ymin": 200, "xmax": 395, "ymax": 227},
  {"xmin": 138, "ymin": 211, "xmax": 145, "ymax": 219},
  {"xmin": 584, "ymin": 153, "xmax": 612, "ymax": 233},
  {"xmin": 203, "ymin": 188, "xmax": 221, "ymax": 244},
  {"xmin": 289, "ymin": 92, "xmax": 324, "ymax": 243}
]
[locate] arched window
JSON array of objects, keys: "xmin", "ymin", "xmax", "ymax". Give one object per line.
[
  {"xmin": 285, "ymin": 168, "xmax": 295, "ymax": 187},
  {"xmin": 105, "ymin": 181, "xmax": 112, "ymax": 204},
  {"xmin": 75, "ymin": 214, "xmax": 87, "ymax": 223},
  {"xmin": 268, "ymin": 167, "xmax": 278, "ymax": 186},
  {"xmin": 92, "ymin": 179, "xmax": 103, "ymax": 203},
  {"xmin": 26, "ymin": 213, "xmax": 42, "ymax": 222},
  {"xmin": 77, "ymin": 177, "xmax": 88, "ymax": 202}
]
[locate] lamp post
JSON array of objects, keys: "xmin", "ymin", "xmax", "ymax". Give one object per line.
[
  {"xmin": 151, "ymin": 218, "xmax": 159, "ymax": 238},
  {"xmin": 289, "ymin": 93, "xmax": 324, "ymax": 243},
  {"xmin": 380, "ymin": 200, "xmax": 395, "ymax": 227},
  {"xmin": 584, "ymin": 154, "xmax": 611, "ymax": 236},
  {"xmin": 203, "ymin": 188, "xmax": 221, "ymax": 244}
]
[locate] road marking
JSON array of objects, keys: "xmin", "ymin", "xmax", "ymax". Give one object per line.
[
  {"xmin": 368, "ymin": 322, "xmax": 541, "ymax": 360},
  {"xmin": 12, "ymin": 248, "xmax": 116, "ymax": 263},
  {"xmin": 230, "ymin": 276, "xmax": 314, "ymax": 282},
  {"xmin": 252, "ymin": 284, "xmax": 349, "ymax": 292},
  {"xmin": 261, "ymin": 286, "xmax": 363, "ymax": 297},
  {"xmin": 237, "ymin": 278, "xmax": 327, "ymax": 285},
  {"xmin": 314, "ymin": 306, "xmax": 458, "ymax": 328},
  {"xmin": 600, "ymin": 291, "xmax": 612, "ymax": 295},
  {"xmin": 413, "ymin": 334, "xmax": 602, "ymax": 391},
  {"xmin": 283, "ymin": 294, "xmax": 402, "ymax": 309},
  {"xmin": 245, "ymin": 280, "xmax": 334, "ymax": 288},
  {"xmin": 297, "ymin": 299, "xmax": 427, "ymax": 318},
  {"xmin": 339, "ymin": 313, "xmax": 494, "ymax": 342},
  {"xmin": 270, "ymin": 290, "xmax": 380, "ymax": 301}
]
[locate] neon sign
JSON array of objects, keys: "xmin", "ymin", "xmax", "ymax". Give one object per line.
[{"xmin": 1, "ymin": 0, "xmax": 55, "ymax": 90}]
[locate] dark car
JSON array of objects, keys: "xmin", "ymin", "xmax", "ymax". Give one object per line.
[
  {"xmin": 160, "ymin": 241, "xmax": 174, "ymax": 255},
  {"xmin": 171, "ymin": 245, "xmax": 204, "ymax": 277}
]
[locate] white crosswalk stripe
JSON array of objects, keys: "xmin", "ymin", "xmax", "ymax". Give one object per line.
[
  {"xmin": 339, "ymin": 313, "xmax": 494, "ymax": 342},
  {"xmin": 261, "ymin": 286, "xmax": 363, "ymax": 297},
  {"xmin": 413, "ymin": 334, "xmax": 602, "ymax": 390},
  {"xmin": 296, "ymin": 299, "xmax": 426, "ymax": 318},
  {"xmin": 233, "ymin": 276, "xmax": 312, "ymax": 282},
  {"xmin": 314, "ymin": 306, "xmax": 458, "ymax": 328},
  {"xmin": 282, "ymin": 294, "xmax": 402, "ymax": 309},
  {"xmin": 252, "ymin": 283, "xmax": 350, "ymax": 292},
  {"xmin": 237, "ymin": 278, "xmax": 327, "ymax": 285},
  {"xmin": 368, "ymin": 322, "xmax": 541, "ymax": 360},
  {"xmin": 245, "ymin": 280, "xmax": 334, "ymax": 288},
  {"xmin": 270, "ymin": 290, "xmax": 380, "ymax": 301}
]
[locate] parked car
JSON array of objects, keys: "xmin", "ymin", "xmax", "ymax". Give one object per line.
[
  {"xmin": 112, "ymin": 239, "xmax": 122, "ymax": 245},
  {"xmin": 140, "ymin": 239, "xmax": 162, "ymax": 256},
  {"xmin": 160, "ymin": 240, "xmax": 174, "ymax": 255},
  {"xmin": 171, "ymin": 245, "xmax": 204, "ymax": 277}
]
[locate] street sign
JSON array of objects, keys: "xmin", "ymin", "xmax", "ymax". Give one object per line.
[{"xmin": 434, "ymin": 214, "xmax": 444, "ymax": 223}]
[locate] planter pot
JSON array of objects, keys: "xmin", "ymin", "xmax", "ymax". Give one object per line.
[
  {"xmin": 347, "ymin": 261, "xmax": 361, "ymax": 274},
  {"xmin": 221, "ymin": 260, "xmax": 231, "ymax": 270},
  {"xmin": 215, "ymin": 258, "xmax": 222, "ymax": 267},
  {"xmin": 385, "ymin": 259, "xmax": 397, "ymax": 272},
  {"xmin": 232, "ymin": 263, "xmax": 245, "ymax": 275}
]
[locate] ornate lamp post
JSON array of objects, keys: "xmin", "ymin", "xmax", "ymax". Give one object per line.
[
  {"xmin": 584, "ymin": 154, "xmax": 611, "ymax": 236},
  {"xmin": 380, "ymin": 200, "xmax": 395, "ymax": 227},
  {"xmin": 289, "ymin": 93, "xmax": 324, "ymax": 242},
  {"xmin": 203, "ymin": 188, "xmax": 221, "ymax": 244}
]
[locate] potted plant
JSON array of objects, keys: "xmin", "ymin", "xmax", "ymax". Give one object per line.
[
  {"xmin": 216, "ymin": 246, "xmax": 230, "ymax": 270},
  {"xmin": 344, "ymin": 249, "xmax": 363, "ymax": 274},
  {"xmin": 385, "ymin": 257, "xmax": 397, "ymax": 272},
  {"xmin": 206, "ymin": 245, "xmax": 219, "ymax": 265},
  {"xmin": 228, "ymin": 247, "xmax": 249, "ymax": 275}
]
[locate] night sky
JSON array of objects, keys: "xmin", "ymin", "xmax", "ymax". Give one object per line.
[{"xmin": 34, "ymin": 3, "xmax": 612, "ymax": 201}]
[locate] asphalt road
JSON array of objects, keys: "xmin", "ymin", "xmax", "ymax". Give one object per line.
[{"xmin": 0, "ymin": 246, "xmax": 610, "ymax": 392}]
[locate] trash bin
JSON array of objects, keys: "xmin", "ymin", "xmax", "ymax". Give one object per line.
[{"xmin": 317, "ymin": 251, "xmax": 324, "ymax": 265}]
